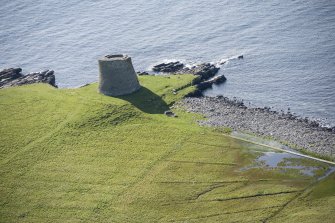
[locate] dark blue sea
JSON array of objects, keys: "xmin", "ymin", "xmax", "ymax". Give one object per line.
[{"xmin": 1, "ymin": 0, "xmax": 335, "ymax": 126}]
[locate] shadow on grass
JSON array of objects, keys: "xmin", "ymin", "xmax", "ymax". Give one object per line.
[{"xmin": 116, "ymin": 87, "xmax": 169, "ymax": 114}]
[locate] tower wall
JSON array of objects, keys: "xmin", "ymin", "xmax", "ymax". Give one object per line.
[{"xmin": 98, "ymin": 54, "xmax": 140, "ymax": 96}]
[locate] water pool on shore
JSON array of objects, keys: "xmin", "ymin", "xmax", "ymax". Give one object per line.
[{"xmin": 232, "ymin": 131, "xmax": 335, "ymax": 179}]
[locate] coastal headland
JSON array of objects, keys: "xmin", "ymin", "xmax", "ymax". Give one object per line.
[{"xmin": 0, "ymin": 66, "xmax": 335, "ymax": 222}]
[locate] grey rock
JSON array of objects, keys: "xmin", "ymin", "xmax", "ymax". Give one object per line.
[
  {"xmin": 152, "ymin": 61, "xmax": 223, "ymax": 94},
  {"xmin": 152, "ymin": 61, "xmax": 184, "ymax": 73},
  {"xmin": 183, "ymin": 63, "xmax": 220, "ymax": 80},
  {"xmin": 0, "ymin": 68, "xmax": 57, "ymax": 88},
  {"xmin": 0, "ymin": 68, "xmax": 22, "ymax": 81},
  {"xmin": 152, "ymin": 62, "xmax": 220, "ymax": 81}
]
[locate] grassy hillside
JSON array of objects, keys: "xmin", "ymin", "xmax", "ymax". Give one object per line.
[{"xmin": 0, "ymin": 75, "xmax": 334, "ymax": 222}]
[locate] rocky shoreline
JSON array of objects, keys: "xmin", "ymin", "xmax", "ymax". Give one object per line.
[
  {"xmin": 0, "ymin": 68, "xmax": 57, "ymax": 88},
  {"xmin": 2, "ymin": 64, "xmax": 334, "ymax": 160},
  {"xmin": 139, "ymin": 61, "xmax": 227, "ymax": 96},
  {"xmin": 178, "ymin": 96, "xmax": 335, "ymax": 159},
  {"xmin": 148, "ymin": 60, "xmax": 335, "ymax": 159}
]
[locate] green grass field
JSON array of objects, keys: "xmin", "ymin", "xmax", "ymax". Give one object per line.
[{"xmin": 1, "ymin": 75, "xmax": 334, "ymax": 222}]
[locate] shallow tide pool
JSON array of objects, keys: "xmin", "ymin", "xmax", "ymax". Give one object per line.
[{"xmin": 232, "ymin": 131, "xmax": 335, "ymax": 180}]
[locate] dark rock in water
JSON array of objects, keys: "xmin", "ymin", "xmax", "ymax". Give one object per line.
[
  {"xmin": 238, "ymin": 55, "xmax": 243, "ymax": 59},
  {"xmin": 0, "ymin": 68, "xmax": 57, "ymax": 88},
  {"xmin": 0, "ymin": 68, "xmax": 22, "ymax": 80},
  {"xmin": 192, "ymin": 74, "xmax": 227, "ymax": 94},
  {"xmin": 137, "ymin": 71, "xmax": 150, "ymax": 76},
  {"xmin": 152, "ymin": 61, "xmax": 184, "ymax": 73},
  {"xmin": 0, "ymin": 68, "xmax": 23, "ymax": 86},
  {"xmin": 152, "ymin": 61, "xmax": 222, "ymax": 97},
  {"xmin": 197, "ymin": 81, "xmax": 213, "ymax": 91},
  {"xmin": 197, "ymin": 65, "xmax": 223, "ymax": 91},
  {"xmin": 212, "ymin": 74, "xmax": 227, "ymax": 84},
  {"xmin": 180, "ymin": 63, "xmax": 220, "ymax": 80},
  {"xmin": 152, "ymin": 62, "xmax": 220, "ymax": 81}
]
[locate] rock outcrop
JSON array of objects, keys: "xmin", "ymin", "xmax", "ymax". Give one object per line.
[
  {"xmin": 152, "ymin": 62, "xmax": 220, "ymax": 80},
  {"xmin": 152, "ymin": 61, "xmax": 225, "ymax": 96},
  {"xmin": 197, "ymin": 74, "xmax": 227, "ymax": 90},
  {"xmin": 152, "ymin": 61, "xmax": 184, "ymax": 73},
  {"xmin": 180, "ymin": 63, "xmax": 220, "ymax": 80},
  {"xmin": 0, "ymin": 68, "xmax": 57, "ymax": 88}
]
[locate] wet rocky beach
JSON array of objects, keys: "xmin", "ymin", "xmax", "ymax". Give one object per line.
[{"xmin": 179, "ymin": 96, "xmax": 335, "ymax": 159}]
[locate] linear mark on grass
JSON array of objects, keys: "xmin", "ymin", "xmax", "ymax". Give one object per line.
[
  {"xmin": 116, "ymin": 137, "xmax": 187, "ymax": 200},
  {"xmin": 194, "ymin": 184, "xmax": 227, "ymax": 199},
  {"xmin": 169, "ymin": 205, "xmax": 283, "ymax": 222},
  {"xmin": 262, "ymin": 178, "xmax": 321, "ymax": 222},
  {"xmin": 0, "ymin": 105, "xmax": 82, "ymax": 167},
  {"xmin": 161, "ymin": 190, "xmax": 300, "ymax": 206},
  {"xmin": 163, "ymin": 159, "xmax": 236, "ymax": 166},
  {"xmin": 186, "ymin": 141, "xmax": 233, "ymax": 148},
  {"xmin": 155, "ymin": 178, "xmax": 302, "ymax": 184},
  {"xmin": 213, "ymin": 190, "xmax": 300, "ymax": 202}
]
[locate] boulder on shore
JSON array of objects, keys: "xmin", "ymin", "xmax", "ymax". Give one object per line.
[{"xmin": 0, "ymin": 68, "xmax": 57, "ymax": 88}]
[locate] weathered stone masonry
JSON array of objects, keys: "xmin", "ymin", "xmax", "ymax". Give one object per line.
[{"xmin": 98, "ymin": 54, "xmax": 141, "ymax": 96}]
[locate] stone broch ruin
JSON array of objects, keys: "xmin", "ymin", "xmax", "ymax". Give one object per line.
[{"xmin": 98, "ymin": 54, "xmax": 141, "ymax": 96}]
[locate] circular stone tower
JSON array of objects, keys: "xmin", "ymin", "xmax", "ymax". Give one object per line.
[{"xmin": 98, "ymin": 54, "xmax": 141, "ymax": 96}]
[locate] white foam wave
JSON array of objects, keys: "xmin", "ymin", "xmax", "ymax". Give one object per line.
[{"xmin": 217, "ymin": 54, "xmax": 244, "ymax": 66}]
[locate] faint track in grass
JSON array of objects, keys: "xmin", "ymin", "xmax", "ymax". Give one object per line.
[
  {"xmin": 163, "ymin": 159, "xmax": 237, "ymax": 166},
  {"xmin": 114, "ymin": 137, "xmax": 187, "ymax": 203},
  {"xmin": 90, "ymin": 137, "xmax": 188, "ymax": 219},
  {"xmin": 170, "ymin": 205, "xmax": 284, "ymax": 222},
  {"xmin": 262, "ymin": 178, "xmax": 321, "ymax": 222},
  {"xmin": 0, "ymin": 105, "xmax": 82, "ymax": 167},
  {"xmin": 161, "ymin": 190, "xmax": 300, "ymax": 206}
]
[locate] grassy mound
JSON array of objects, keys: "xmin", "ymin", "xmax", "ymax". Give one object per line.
[{"xmin": 0, "ymin": 75, "xmax": 334, "ymax": 222}]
